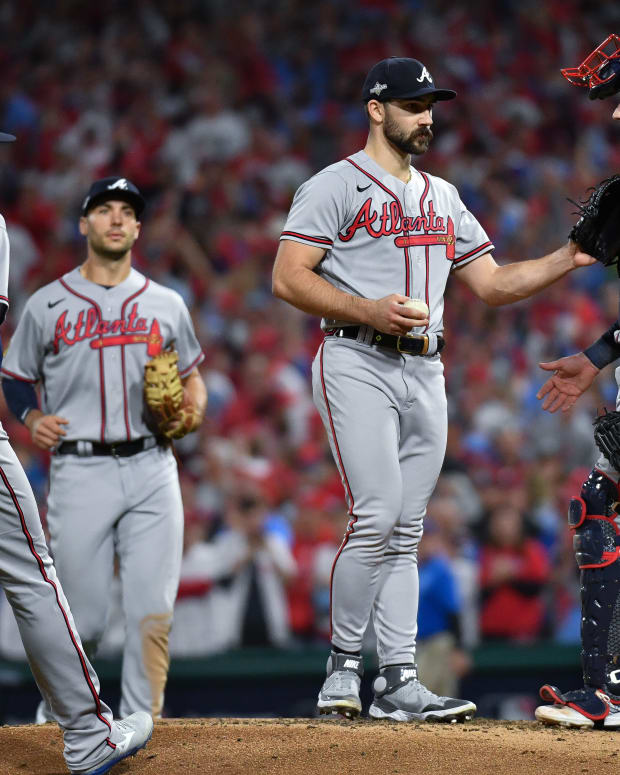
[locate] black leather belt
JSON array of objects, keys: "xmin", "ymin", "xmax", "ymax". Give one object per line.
[
  {"xmin": 56, "ymin": 438, "xmax": 157, "ymax": 457},
  {"xmin": 333, "ymin": 327, "xmax": 445, "ymax": 356}
]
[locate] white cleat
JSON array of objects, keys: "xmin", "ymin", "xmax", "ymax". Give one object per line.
[
  {"xmin": 316, "ymin": 651, "xmax": 363, "ymax": 719},
  {"xmin": 71, "ymin": 711, "xmax": 154, "ymax": 775},
  {"xmin": 535, "ymin": 704, "xmax": 594, "ymax": 729},
  {"xmin": 35, "ymin": 699, "xmax": 55, "ymax": 725}
]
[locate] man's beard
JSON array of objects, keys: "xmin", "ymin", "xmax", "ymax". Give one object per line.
[{"xmin": 383, "ymin": 110, "xmax": 433, "ymax": 155}]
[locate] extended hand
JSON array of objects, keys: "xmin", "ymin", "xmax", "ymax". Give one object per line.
[
  {"xmin": 567, "ymin": 240, "xmax": 597, "ymax": 268},
  {"xmin": 537, "ymin": 352, "xmax": 599, "ymax": 413}
]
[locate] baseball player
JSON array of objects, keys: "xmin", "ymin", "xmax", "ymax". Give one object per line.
[
  {"xmin": 1, "ymin": 176, "xmax": 207, "ymax": 721},
  {"xmin": 273, "ymin": 56, "xmax": 595, "ymax": 722},
  {"xmin": 534, "ymin": 35, "xmax": 620, "ymax": 729},
  {"xmin": 0, "ymin": 137, "xmax": 152, "ymax": 774}
]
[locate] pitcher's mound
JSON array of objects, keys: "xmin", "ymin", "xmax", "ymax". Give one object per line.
[{"xmin": 0, "ymin": 717, "xmax": 615, "ymax": 775}]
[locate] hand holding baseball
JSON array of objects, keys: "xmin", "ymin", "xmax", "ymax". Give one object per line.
[{"xmin": 370, "ymin": 294, "xmax": 429, "ymax": 335}]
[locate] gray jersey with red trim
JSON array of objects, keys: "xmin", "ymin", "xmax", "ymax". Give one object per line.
[
  {"xmin": 281, "ymin": 149, "xmax": 493, "ymax": 331},
  {"xmin": 280, "ymin": 149, "xmax": 494, "ymax": 679},
  {"xmin": 2, "ymin": 266, "xmax": 204, "ymax": 442},
  {"xmin": 0, "ymin": 215, "xmax": 10, "ymax": 441},
  {"xmin": 1, "ymin": 264, "xmax": 203, "ymax": 718}
]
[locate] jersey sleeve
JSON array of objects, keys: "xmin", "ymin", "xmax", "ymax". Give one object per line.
[
  {"xmin": 451, "ymin": 202, "xmax": 494, "ymax": 270},
  {"xmin": 1, "ymin": 300, "xmax": 44, "ymax": 383},
  {"xmin": 280, "ymin": 171, "xmax": 350, "ymax": 250},
  {"xmin": 0, "ymin": 215, "xmax": 10, "ymax": 325},
  {"xmin": 173, "ymin": 298, "xmax": 204, "ymax": 378}
]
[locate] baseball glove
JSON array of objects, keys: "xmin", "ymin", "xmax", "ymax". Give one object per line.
[
  {"xmin": 593, "ymin": 408, "xmax": 620, "ymax": 471},
  {"xmin": 144, "ymin": 350, "xmax": 200, "ymax": 440},
  {"xmin": 569, "ymin": 175, "xmax": 620, "ymax": 266}
]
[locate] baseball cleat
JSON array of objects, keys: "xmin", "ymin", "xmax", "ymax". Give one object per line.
[
  {"xmin": 35, "ymin": 699, "xmax": 55, "ymax": 725},
  {"xmin": 316, "ymin": 651, "xmax": 363, "ymax": 719},
  {"xmin": 535, "ymin": 684, "xmax": 620, "ymax": 729},
  {"xmin": 535, "ymin": 703, "xmax": 594, "ymax": 729},
  {"xmin": 70, "ymin": 711, "xmax": 153, "ymax": 774},
  {"xmin": 368, "ymin": 665, "xmax": 476, "ymax": 723}
]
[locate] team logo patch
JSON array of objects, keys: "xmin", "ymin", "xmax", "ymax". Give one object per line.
[
  {"xmin": 108, "ymin": 178, "xmax": 129, "ymax": 190},
  {"xmin": 369, "ymin": 82, "xmax": 388, "ymax": 96},
  {"xmin": 416, "ymin": 66, "xmax": 433, "ymax": 84}
]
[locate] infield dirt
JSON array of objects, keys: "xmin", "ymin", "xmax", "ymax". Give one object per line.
[{"xmin": 0, "ymin": 717, "xmax": 615, "ymax": 774}]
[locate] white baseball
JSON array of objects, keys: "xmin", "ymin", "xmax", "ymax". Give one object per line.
[{"xmin": 402, "ymin": 297, "xmax": 429, "ymax": 317}]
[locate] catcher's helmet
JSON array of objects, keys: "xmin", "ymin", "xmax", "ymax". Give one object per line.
[{"xmin": 561, "ymin": 34, "xmax": 620, "ymax": 100}]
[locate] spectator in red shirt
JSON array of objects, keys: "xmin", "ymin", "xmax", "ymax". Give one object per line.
[{"xmin": 479, "ymin": 504, "xmax": 550, "ymax": 641}]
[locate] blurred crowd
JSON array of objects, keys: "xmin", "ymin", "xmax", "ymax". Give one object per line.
[{"xmin": 0, "ymin": 0, "xmax": 619, "ymax": 688}]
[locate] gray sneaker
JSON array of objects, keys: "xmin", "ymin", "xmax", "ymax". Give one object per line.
[
  {"xmin": 369, "ymin": 665, "xmax": 476, "ymax": 723},
  {"xmin": 35, "ymin": 699, "xmax": 55, "ymax": 725},
  {"xmin": 70, "ymin": 711, "xmax": 154, "ymax": 774},
  {"xmin": 316, "ymin": 651, "xmax": 363, "ymax": 719}
]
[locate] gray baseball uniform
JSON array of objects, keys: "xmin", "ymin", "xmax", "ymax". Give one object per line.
[
  {"xmin": 281, "ymin": 149, "xmax": 493, "ymax": 665},
  {"xmin": 0, "ymin": 215, "xmax": 134, "ymax": 772},
  {"xmin": 2, "ymin": 265, "xmax": 204, "ymax": 717}
]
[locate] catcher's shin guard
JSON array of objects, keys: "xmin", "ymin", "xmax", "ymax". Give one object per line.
[{"xmin": 569, "ymin": 469, "xmax": 620, "ymax": 690}]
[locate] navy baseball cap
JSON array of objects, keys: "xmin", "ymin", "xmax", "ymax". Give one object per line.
[
  {"xmin": 362, "ymin": 57, "xmax": 456, "ymax": 103},
  {"xmin": 81, "ymin": 177, "xmax": 145, "ymax": 218},
  {"xmin": 0, "ymin": 132, "xmax": 15, "ymax": 142}
]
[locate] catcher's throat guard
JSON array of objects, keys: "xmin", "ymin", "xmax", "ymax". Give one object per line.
[{"xmin": 561, "ymin": 34, "xmax": 620, "ymax": 100}]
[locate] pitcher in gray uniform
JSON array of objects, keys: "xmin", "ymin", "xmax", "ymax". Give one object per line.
[
  {"xmin": 0, "ymin": 138, "xmax": 152, "ymax": 773},
  {"xmin": 273, "ymin": 56, "xmax": 595, "ymax": 722},
  {"xmin": 1, "ymin": 176, "xmax": 207, "ymax": 720}
]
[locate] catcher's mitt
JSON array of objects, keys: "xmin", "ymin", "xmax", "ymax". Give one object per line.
[
  {"xmin": 569, "ymin": 175, "xmax": 620, "ymax": 267},
  {"xmin": 593, "ymin": 408, "xmax": 620, "ymax": 471},
  {"xmin": 144, "ymin": 350, "xmax": 200, "ymax": 440}
]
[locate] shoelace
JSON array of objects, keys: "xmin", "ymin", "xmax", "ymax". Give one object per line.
[{"xmin": 400, "ymin": 677, "xmax": 447, "ymax": 704}]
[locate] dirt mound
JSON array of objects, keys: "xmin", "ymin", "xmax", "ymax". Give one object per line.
[{"xmin": 0, "ymin": 717, "xmax": 615, "ymax": 775}]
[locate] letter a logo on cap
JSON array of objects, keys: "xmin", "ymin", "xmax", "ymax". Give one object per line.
[
  {"xmin": 108, "ymin": 178, "xmax": 129, "ymax": 190},
  {"xmin": 416, "ymin": 66, "xmax": 432, "ymax": 84}
]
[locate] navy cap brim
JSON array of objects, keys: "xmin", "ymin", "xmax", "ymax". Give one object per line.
[
  {"xmin": 0, "ymin": 132, "xmax": 16, "ymax": 142},
  {"xmin": 368, "ymin": 87, "xmax": 457, "ymax": 102}
]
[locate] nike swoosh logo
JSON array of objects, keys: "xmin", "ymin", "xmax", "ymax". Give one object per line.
[
  {"xmin": 47, "ymin": 299, "xmax": 65, "ymax": 308},
  {"xmin": 357, "ymin": 183, "xmax": 372, "ymax": 192},
  {"xmin": 116, "ymin": 728, "xmax": 137, "ymax": 753}
]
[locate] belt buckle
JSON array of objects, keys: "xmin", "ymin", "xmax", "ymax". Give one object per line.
[
  {"xmin": 396, "ymin": 335, "xmax": 408, "ymax": 353},
  {"xmin": 110, "ymin": 443, "xmax": 121, "ymax": 458},
  {"xmin": 396, "ymin": 334, "xmax": 429, "ymax": 355}
]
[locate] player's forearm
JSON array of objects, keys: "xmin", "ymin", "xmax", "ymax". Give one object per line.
[
  {"xmin": 183, "ymin": 370, "xmax": 207, "ymax": 420},
  {"xmin": 273, "ymin": 263, "xmax": 374, "ymax": 324},
  {"xmin": 23, "ymin": 407, "xmax": 43, "ymax": 431},
  {"xmin": 484, "ymin": 244, "xmax": 577, "ymax": 306}
]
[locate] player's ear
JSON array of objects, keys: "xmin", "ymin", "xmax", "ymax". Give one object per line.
[
  {"xmin": 366, "ymin": 99, "xmax": 385, "ymax": 125},
  {"xmin": 78, "ymin": 216, "xmax": 89, "ymax": 236}
]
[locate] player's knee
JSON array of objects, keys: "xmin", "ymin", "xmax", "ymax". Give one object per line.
[{"xmin": 569, "ymin": 469, "xmax": 620, "ymax": 569}]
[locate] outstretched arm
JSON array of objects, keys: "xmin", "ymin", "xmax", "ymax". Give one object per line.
[{"xmin": 455, "ymin": 242, "xmax": 595, "ymax": 306}]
